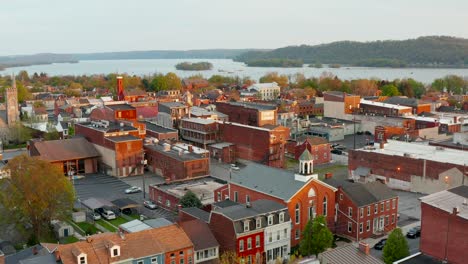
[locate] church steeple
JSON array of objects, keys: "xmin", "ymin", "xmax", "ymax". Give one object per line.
[{"xmin": 294, "ymin": 148, "xmax": 318, "ymax": 182}]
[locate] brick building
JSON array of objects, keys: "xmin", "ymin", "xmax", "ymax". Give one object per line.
[
  {"xmin": 296, "ymin": 100, "xmax": 323, "ymax": 117},
  {"xmin": 213, "ymin": 155, "xmax": 337, "ymax": 247},
  {"xmin": 218, "ymin": 122, "xmax": 289, "ymax": 168},
  {"xmin": 144, "ymin": 121, "xmax": 178, "ymax": 141},
  {"xmin": 215, "ymin": 102, "xmax": 278, "ymax": 127},
  {"xmin": 208, "ymin": 142, "xmax": 237, "ymax": 164},
  {"xmin": 149, "ymin": 177, "xmax": 225, "ymax": 211},
  {"xmin": 323, "ymin": 178, "xmax": 398, "ymax": 241},
  {"xmin": 359, "ymin": 99, "xmax": 413, "ymax": 117},
  {"xmin": 323, "ymin": 91, "xmax": 360, "ymax": 120},
  {"xmin": 144, "ymin": 142, "xmax": 209, "ymax": 182},
  {"xmin": 349, "ymin": 140, "xmax": 468, "ymax": 194},
  {"xmin": 180, "ymin": 118, "xmax": 218, "ymax": 148},
  {"xmin": 75, "ymin": 121, "xmax": 144, "ymax": 177},
  {"xmin": 383, "ymin": 96, "xmax": 432, "ymax": 115},
  {"xmin": 286, "ymin": 135, "xmax": 331, "ymax": 164},
  {"xmin": 419, "ymin": 186, "xmax": 468, "ymax": 264},
  {"xmin": 158, "ymin": 102, "xmax": 190, "ymax": 127},
  {"xmin": 89, "ymin": 103, "xmax": 138, "ymax": 122},
  {"xmin": 204, "ymin": 199, "xmax": 291, "ymax": 264}
]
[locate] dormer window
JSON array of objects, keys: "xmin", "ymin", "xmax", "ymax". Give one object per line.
[
  {"xmin": 279, "ymin": 213, "xmax": 285, "ymax": 223},
  {"xmin": 256, "ymin": 218, "xmax": 261, "ymax": 229},
  {"xmin": 108, "ymin": 244, "xmax": 120, "ymax": 258},
  {"xmin": 268, "ymin": 215, "xmax": 273, "ymax": 226},
  {"xmin": 79, "ymin": 255, "xmax": 86, "ymax": 264},
  {"xmin": 244, "ymin": 220, "xmax": 250, "ymax": 232}
]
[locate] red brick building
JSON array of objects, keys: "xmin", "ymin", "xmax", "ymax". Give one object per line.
[
  {"xmin": 286, "ymin": 135, "xmax": 331, "ymax": 164},
  {"xmin": 323, "ymin": 178, "xmax": 398, "ymax": 241},
  {"xmin": 419, "ymin": 186, "xmax": 468, "ymax": 264},
  {"xmin": 75, "ymin": 121, "xmax": 144, "ymax": 177},
  {"xmin": 144, "ymin": 121, "xmax": 178, "ymax": 141},
  {"xmin": 90, "ymin": 103, "xmax": 138, "ymax": 122},
  {"xmin": 218, "ymin": 122, "xmax": 289, "ymax": 168},
  {"xmin": 296, "ymin": 100, "xmax": 323, "ymax": 117},
  {"xmin": 383, "ymin": 96, "xmax": 432, "ymax": 115},
  {"xmin": 180, "ymin": 118, "xmax": 218, "ymax": 148},
  {"xmin": 215, "ymin": 102, "xmax": 278, "ymax": 127},
  {"xmin": 360, "ymin": 99, "xmax": 413, "ymax": 117},
  {"xmin": 213, "ymin": 158, "xmax": 337, "ymax": 247},
  {"xmin": 144, "ymin": 142, "xmax": 209, "ymax": 182},
  {"xmin": 208, "ymin": 142, "xmax": 237, "ymax": 164}
]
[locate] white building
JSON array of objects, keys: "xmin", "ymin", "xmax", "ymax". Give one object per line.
[
  {"xmin": 244, "ymin": 82, "xmax": 281, "ymax": 101},
  {"xmin": 264, "ymin": 210, "xmax": 292, "ymax": 264}
]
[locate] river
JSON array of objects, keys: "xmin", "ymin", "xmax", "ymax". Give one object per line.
[{"xmin": 2, "ymin": 59, "xmax": 468, "ymax": 84}]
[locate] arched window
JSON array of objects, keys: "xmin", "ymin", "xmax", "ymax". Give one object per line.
[
  {"xmin": 323, "ymin": 196, "xmax": 328, "ymax": 216},
  {"xmin": 295, "ymin": 203, "xmax": 300, "ymax": 224},
  {"xmin": 304, "ymin": 163, "xmax": 308, "ymax": 174}
]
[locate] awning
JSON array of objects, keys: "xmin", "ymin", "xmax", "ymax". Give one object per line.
[{"xmin": 111, "ymin": 198, "xmax": 140, "ymax": 210}]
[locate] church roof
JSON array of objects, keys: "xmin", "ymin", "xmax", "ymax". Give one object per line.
[{"xmin": 299, "ymin": 149, "xmax": 314, "ymax": 161}]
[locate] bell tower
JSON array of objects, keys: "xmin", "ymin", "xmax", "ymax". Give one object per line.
[
  {"xmin": 6, "ymin": 73, "xmax": 19, "ymax": 127},
  {"xmin": 294, "ymin": 149, "xmax": 318, "ymax": 182}
]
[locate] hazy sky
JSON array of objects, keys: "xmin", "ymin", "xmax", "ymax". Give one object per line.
[{"xmin": 1, "ymin": 0, "xmax": 467, "ymax": 55}]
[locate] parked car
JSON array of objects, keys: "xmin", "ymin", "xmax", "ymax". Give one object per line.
[
  {"xmin": 95, "ymin": 208, "xmax": 105, "ymax": 214},
  {"xmin": 230, "ymin": 164, "xmax": 240, "ymax": 170},
  {"xmin": 101, "ymin": 210, "xmax": 116, "ymax": 220},
  {"xmin": 406, "ymin": 226, "xmax": 421, "ymax": 238},
  {"xmin": 365, "ymin": 131, "xmax": 373, "ymax": 135},
  {"xmin": 144, "ymin": 200, "xmax": 157, "ymax": 210},
  {"xmin": 356, "ymin": 131, "xmax": 363, "ymax": 135},
  {"xmin": 373, "ymin": 239, "xmax": 387, "ymax": 250},
  {"xmin": 331, "ymin": 149, "xmax": 343, "ymax": 155},
  {"xmin": 125, "ymin": 186, "xmax": 142, "ymax": 194},
  {"xmin": 89, "ymin": 212, "xmax": 101, "ymax": 221}
]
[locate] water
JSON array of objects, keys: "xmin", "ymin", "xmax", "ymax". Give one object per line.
[{"xmin": 2, "ymin": 59, "xmax": 468, "ymax": 84}]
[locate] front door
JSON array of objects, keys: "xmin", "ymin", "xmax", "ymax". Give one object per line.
[
  {"xmin": 379, "ymin": 216, "xmax": 385, "ymax": 231},
  {"xmin": 64, "ymin": 228, "xmax": 69, "ymax": 237},
  {"xmin": 373, "ymin": 218, "xmax": 378, "ymax": 234}
]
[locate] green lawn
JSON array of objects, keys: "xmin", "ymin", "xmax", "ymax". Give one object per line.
[
  {"xmin": 75, "ymin": 221, "xmax": 99, "ymax": 235},
  {"xmin": 108, "ymin": 216, "xmax": 130, "ymax": 227},
  {"xmin": 99, "ymin": 220, "xmax": 118, "ymax": 232},
  {"xmin": 61, "ymin": 236, "xmax": 79, "ymax": 244}
]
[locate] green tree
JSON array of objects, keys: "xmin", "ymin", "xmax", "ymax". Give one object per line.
[
  {"xmin": 382, "ymin": 228, "xmax": 410, "ymax": 264},
  {"xmin": 300, "ymin": 216, "xmax": 334, "ymax": 257},
  {"xmin": 259, "ymin": 72, "xmax": 289, "ymax": 88},
  {"xmin": 165, "ymin": 72, "xmax": 182, "ymax": 90},
  {"xmin": 44, "ymin": 129, "xmax": 61, "ymax": 140},
  {"xmin": 0, "ymin": 155, "xmax": 75, "ymax": 240},
  {"xmin": 179, "ymin": 190, "xmax": 202, "ymax": 208},
  {"xmin": 17, "ymin": 82, "xmax": 33, "ymax": 102},
  {"xmin": 9, "ymin": 123, "xmax": 32, "ymax": 145},
  {"xmin": 380, "ymin": 84, "xmax": 400, "ymax": 96}
]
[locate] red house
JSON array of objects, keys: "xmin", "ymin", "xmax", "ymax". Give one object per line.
[
  {"xmin": 286, "ymin": 135, "xmax": 331, "ymax": 164},
  {"xmin": 213, "ymin": 151, "xmax": 337, "ymax": 247},
  {"xmin": 323, "ymin": 178, "xmax": 398, "ymax": 241}
]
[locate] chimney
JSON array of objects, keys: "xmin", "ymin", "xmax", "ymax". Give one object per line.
[
  {"xmin": 358, "ymin": 242, "xmax": 370, "ymax": 255},
  {"xmin": 117, "ymin": 76, "xmax": 124, "ymax": 101},
  {"xmin": 379, "ymin": 142, "xmax": 385, "ymax": 149},
  {"xmin": 325, "ymin": 172, "xmax": 333, "ymax": 179},
  {"xmin": 188, "ymin": 145, "xmax": 193, "ymax": 152},
  {"xmin": 177, "ymin": 204, "xmax": 183, "ymax": 221},
  {"xmin": 453, "ymin": 207, "xmax": 460, "ymax": 215}
]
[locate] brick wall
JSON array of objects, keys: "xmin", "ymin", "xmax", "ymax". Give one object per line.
[
  {"xmin": 149, "ymin": 186, "xmax": 180, "ymax": 211},
  {"xmin": 294, "ymin": 142, "xmax": 331, "ymax": 165},
  {"xmin": 209, "ymin": 212, "xmax": 237, "ymax": 253},
  {"xmin": 215, "ymin": 103, "xmax": 277, "ymax": 127}
]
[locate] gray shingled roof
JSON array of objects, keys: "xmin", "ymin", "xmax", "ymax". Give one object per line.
[
  {"xmin": 144, "ymin": 121, "xmax": 177, "ymax": 133},
  {"xmin": 215, "ymin": 199, "xmax": 287, "ymax": 221},
  {"xmin": 230, "ymin": 162, "xmax": 308, "ymax": 201},
  {"xmin": 324, "ymin": 179, "xmax": 396, "ymax": 207},
  {"xmin": 383, "ymin": 96, "xmax": 419, "ymax": 107},
  {"xmin": 180, "ymin": 207, "xmax": 210, "ymax": 223}
]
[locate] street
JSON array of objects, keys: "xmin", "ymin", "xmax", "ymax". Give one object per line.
[{"xmin": 370, "ymin": 235, "xmax": 420, "ymax": 259}]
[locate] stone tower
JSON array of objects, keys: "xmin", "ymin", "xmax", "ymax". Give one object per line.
[{"xmin": 6, "ymin": 73, "xmax": 19, "ymax": 127}]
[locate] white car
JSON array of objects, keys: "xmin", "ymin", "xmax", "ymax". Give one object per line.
[
  {"xmin": 125, "ymin": 186, "xmax": 142, "ymax": 194},
  {"xmin": 101, "ymin": 210, "xmax": 116, "ymax": 220},
  {"xmin": 230, "ymin": 164, "xmax": 240, "ymax": 170},
  {"xmin": 143, "ymin": 200, "xmax": 157, "ymax": 210}
]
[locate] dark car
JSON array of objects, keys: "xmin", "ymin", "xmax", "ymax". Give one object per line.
[
  {"xmin": 365, "ymin": 131, "xmax": 372, "ymax": 135},
  {"xmin": 331, "ymin": 149, "xmax": 343, "ymax": 155},
  {"xmin": 406, "ymin": 226, "xmax": 421, "ymax": 238},
  {"xmin": 373, "ymin": 239, "xmax": 387, "ymax": 250}
]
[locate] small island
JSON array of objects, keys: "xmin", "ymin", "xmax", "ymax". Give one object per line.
[
  {"xmin": 175, "ymin": 61, "xmax": 213, "ymax": 71},
  {"xmin": 245, "ymin": 58, "xmax": 303, "ymax": 68}
]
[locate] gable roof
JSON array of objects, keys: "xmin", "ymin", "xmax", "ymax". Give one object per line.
[
  {"xmin": 180, "ymin": 207, "xmax": 211, "ymax": 223},
  {"xmin": 32, "ymin": 138, "xmax": 100, "ymax": 162},
  {"xmin": 179, "ymin": 219, "xmax": 219, "ymax": 251},
  {"xmin": 324, "ymin": 179, "xmax": 397, "ymax": 207},
  {"xmin": 319, "ymin": 244, "xmax": 383, "ymax": 264}
]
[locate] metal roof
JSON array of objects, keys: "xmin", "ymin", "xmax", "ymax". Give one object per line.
[
  {"xmin": 420, "ymin": 186, "xmax": 468, "ymax": 220},
  {"xmin": 319, "ymin": 244, "xmax": 383, "ymax": 264},
  {"xmin": 214, "ymin": 199, "xmax": 287, "ymax": 221}
]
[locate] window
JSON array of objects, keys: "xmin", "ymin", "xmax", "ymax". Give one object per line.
[
  {"xmin": 234, "ymin": 191, "xmax": 238, "ymax": 202},
  {"xmin": 79, "ymin": 257, "xmax": 86, "ymax": 264},
  {"xmin": 268, "ymin": 215, "xmax": 273, "ymax": 226},
  {"xmin": 348, "ymin": 222, "xmax": 352, "ymax": 233},
  {"xmin": 392, "ymin": 199, "xmax": 396, "ymax": 209},
  {"xmin": 284, "ymin": 228, "xmax": 288, "ymax": 239},
  {"xmin": 244, "ymin": 221, "xmax": 250, "ymax": 232},
  {"xmin": 348, "ymin": 207, "xmax": 353, "ymax": 217},
  {"xmin": 268, "ymin": 232, "xmax": 272, "ymax": 243},
  {"xmin": 247, "ymin": 238, "xmax": 252, "ymax": 250},
  {"xmin": 323, "ymin": 196, "xmax": 328, "ymax": 216},
  {"xmin": 392, "ymin": 214, "xmax": 395, "ymax": 224},
  {"xmin": 256, "ymin": 218, "xmax": 261, "ymax": 229},
  {"xmin": 276, "ymin": 230, "xmax": 280, "ymax": 241},
  {"xmin": 151, "ymin": 257, "xmax": 158, "ymax": 264},
  {"xmin": 217, "ymin": 192, "xmax": 221, "ymax": 202},
  {"xmin": 239, "ymin": 240, "xmax": 244, "ymax": 252},
  {"xmin": 339, "ymin": 193, "xmax": 343, "ymax": 200},
  {"xmin": 359, "ymin": 223, "xmax": 363, "ymax": 233},
  {"xmin": 374, "ymin": 204, "xmax": 378, "ymax": 214},
  {"xmin": 385, "ymin": 216, "xmax": 389, "ymax": 226},
  {"xmin": 295, "ymin": 203, "xmax": 300, "ymax": 224},
  {"xmin": 188, "ymin": 256, "xmax": 192, "ymax": 264},
  {"xmin": 381, "ymin": 202, "xmax": 384, "ymax": 212},
  {"xmin": 137, "ymin": 261, "xmax": 144, "ymax": 264},
  {"xmin": 295, "ymin": 229, "xmax": 300, "ymax": 240},
  {"xmin": 246, "ymin": 195, "xmax": 250, "ymax": 203},
  {"xmin": 166, "ymin": 199, "xmax": 171, "ymax": 207},
  {"xmin": 180, "ymin": 260, "xmax": 184, "ymax": 264},
  {"xmin": 366, "ymin": 220, "xmax": 370, "ymax": 231},
  {"xmin": 386, "ymin": 201, "xmax": 390, "ymax": 211},
  {"xmin": 360, "ymin": 208, "xmax": 364, "ymax": 218},
  {"xmin": 255, "ymin": 235, "xmax": 260, "ymax": 247},
  {"xmin": 113, "ymin": 248, "xmax": 119, "ymax": 257},
  {"xmin": 279, "ymin": 213, "xmax": 284, "ymax": 223},
  {"xmin": 308, "ymin": 206, "xmax": 315, "ymax": 220},
  {"xmin": 367, "ymin": 206, "xmax": 371, "ymax": 216}
]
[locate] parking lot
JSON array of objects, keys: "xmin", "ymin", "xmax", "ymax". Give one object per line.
[{"xmin": 74, "ymin": 173, "xmax": 176, "ymax": 221}]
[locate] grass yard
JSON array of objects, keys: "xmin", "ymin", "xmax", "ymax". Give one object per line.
[
  {"xmin": 99, "ymin": 220, "xmax": 118, "ymax": 232},
  {"xmin": 75, "ymin": 221, "xmax": 99, "ymax": 235},
  {"xmin": 108, "ymin": 216, "xmax": 129, "ymax": 227},
  {"xmin": 61, "ymin": 236, "xmax": 79, "ymax": 244}
]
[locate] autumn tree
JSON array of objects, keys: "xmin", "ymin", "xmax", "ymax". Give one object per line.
[
  {"xmin": 219, "ymin": 251, "xmax": 238, "ymax": 264},
  {"xmin": 9, "ymin": 123, "xmax": 32, "ymax": 145},
  {"xmin": 44, "ymin": 128, "xmax": 61, "ymax": 140},
  {"xmin": 259, "ymin": 72, "xmax": 289, "ymax": 88},
  {"xmin": 180, "ymin": 190, "xmax": 202, "ymax": 208},
  {"xmin": 350, "ymin": 79, "xmax": 378, "ymax": 96},
  {"xmin": 383, "ymin": 228, "xmax": 410, "ymax": 264},
  {"xmin": 300, "ymin": 216, "xmax": 333, "ymax": 257},
  {"xmin": 0, "ymin": 155, "xmax": 75, "ymax": 241},
  {"xmin": 380, "ymin": 84, "xmax": 400, "ymax": 96}
]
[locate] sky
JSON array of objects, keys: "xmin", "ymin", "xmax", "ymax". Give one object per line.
[{"xmin": 1, "ymin": 0, "xmax": 468, "ymax": 55}]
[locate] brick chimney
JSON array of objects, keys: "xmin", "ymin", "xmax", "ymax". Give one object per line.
[
  {"xmin": 358, "ymin": 242, "xmax": 370, "ymax": 255},
  {"xmin": 0, "ymin": 250, "xmax": 5, "ymax": 264},
  {"xmin": 188, "ymin": 145, "xmax": 193, "ymax": 152},
  {"xmin": 325, "ymin": 172, "xmax": 333, "ymax": 179},
  {"xmin": 117, "ymin": 76, "xmax": 124, "ymax": 101},
  {"xmin": 379, "ymin": 141, "xmax": 385, "ymax": 149}
]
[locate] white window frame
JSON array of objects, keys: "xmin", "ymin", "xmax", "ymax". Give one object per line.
[
  {"xmin": 367, "ymin": 206, "xmax": 371, "ymax": 216},
  {"xmin": 348, "ymin": 222, "xmax": 352, "ymax": 233},
  {"xmin": 244, "ymin": 221, "xmax": 249, "ymax": 232},
  {"xmin": 360, "ymin": 208, "xmax": 363, "ymax": 218},
  {"xmin": 247, "ymin": 238, "xmax": 252, "ymax": 250},
  {"xmin": 348, "ymin": 207, "xmax": 353, "ymax": 217},
  {"xmin": 366, "ymin": 220, "xmax": 370, "ymax": 231},
  {"xmin": 359, "ymin": 223, "xmax": 363, "ymax": 234},
  {"xmin": 279, "ymin": 212, "xmax": 284, "ymax": 223},
  {"xmin": 239, "ymin": 240, "xmax": 244, "ymax": 252},
  {"xmin": 256, "ymin": 218, "xmax": 261, "ymax": 229},
  {"xmin": 392, "ymin": 199, "xmax": 396, "ymax": 209},
  {"xmin": 268, "ymin": 215, "xmax": 273, "ymax": 226}
]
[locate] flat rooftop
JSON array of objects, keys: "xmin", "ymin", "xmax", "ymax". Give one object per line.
[
  {"xmin": 156, "ymin": 177, "xmax": 226, "ymax": 205},
  {"xmin": 144, "ymin": 143, "xmax": 207, "ymax": 162},
  {"xmin": 358, "ymin": 140, "xmax": 468, "ymax": 166},
  {"xmin": 181, "ymin": 117, "xmax": 216, "ymax": 125},
  {"xmin": 420, "ymin": 186, "xmax": 468, "ymax": 220},
  {"xmin": 227, "ymin": 102, "xmax": 277, "ymax": 111},
  {"xmin": 360, "ymin": 99, "xmax": 412, "ymax": 110}
]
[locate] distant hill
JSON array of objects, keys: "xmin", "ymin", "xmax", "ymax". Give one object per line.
[
  {"xmin": 0, "ymin": 53, "xmax": 78, "ymax": 69},
  {"xmin": 236, "ymin": 36, "xmax": 468, "ymax": 68}
]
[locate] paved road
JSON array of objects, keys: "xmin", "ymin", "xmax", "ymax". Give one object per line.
[
  {"xmin": 74, "ymin": 173, "xmax": 176, "ymax": 222},
  {"xmin": 370, "ymin": 236, "xmax": 420, "ymax": 260}
]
